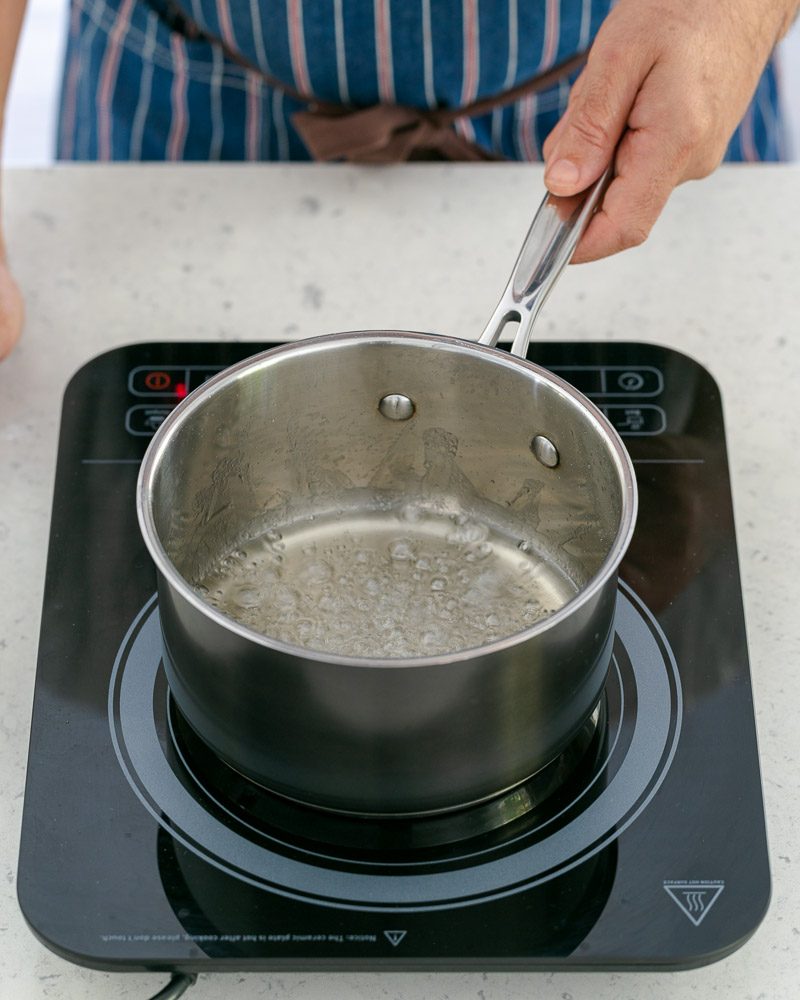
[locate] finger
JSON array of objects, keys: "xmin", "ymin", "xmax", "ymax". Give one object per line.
[
  {"xmin": 542, "ymin": 70, "xmax": 586, "ymax": 161},
  {"xmin": 544, "ymin": 32, "xmax": 654, "ymax": 196},
  {"xmin": 569, "ymin": 125, "xmax": 681, "ymax": 263},
  {"xmin": 0, "ymin": 264, "xmax": 25, "ymax": 361}
]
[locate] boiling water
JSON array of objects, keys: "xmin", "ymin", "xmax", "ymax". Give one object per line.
[{"xmin": 194, "ymin": 507, "xmax": 578, "ymax": 658}]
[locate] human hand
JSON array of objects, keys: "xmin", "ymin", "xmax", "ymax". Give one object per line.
[
  {"xmin": 0, "ymin": 249, "xmax": 23, "ymax": 360},
  {"xmin": 543, "ymin": 0, "xmax": 798, "ymax": 262}
]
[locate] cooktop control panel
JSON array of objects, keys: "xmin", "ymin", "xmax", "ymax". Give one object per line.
[{"xmin": 123, "ymin": 357, "xmax": 667, "ymax": 438}]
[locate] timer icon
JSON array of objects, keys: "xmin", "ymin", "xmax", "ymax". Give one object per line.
[{"xmin": 617, "ymin": 371, "xmax": 645, "ymax": 392}]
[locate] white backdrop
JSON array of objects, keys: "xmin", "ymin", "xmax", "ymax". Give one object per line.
[{"xmin": 5, "ymin": 1, "xmax": 800, "ymax": 166}]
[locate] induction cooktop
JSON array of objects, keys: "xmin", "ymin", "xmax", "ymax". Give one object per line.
[{"xmin": 17, "ymin": 340, "xmax": 769, "ymax": 975}]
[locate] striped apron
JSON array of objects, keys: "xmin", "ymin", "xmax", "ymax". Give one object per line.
[{"xmin": 57, "ymin": 0, "xmax": 786, "ymax": 163}]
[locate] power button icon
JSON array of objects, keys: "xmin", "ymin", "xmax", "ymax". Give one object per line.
[{"xmin": 143, "ymin": 371, "xmax": 172, "ymax": 391}]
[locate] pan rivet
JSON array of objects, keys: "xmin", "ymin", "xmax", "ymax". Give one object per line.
[
  {"xmin": 531, "ymin": 435, "xmax": 559, "ymax": 468},
  {"xmin": 379, "ymin": 393, "xmax": 415, "ymax": 421}
]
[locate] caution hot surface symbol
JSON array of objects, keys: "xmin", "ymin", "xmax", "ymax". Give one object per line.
[{"xmin": 663, "ymin": 880, "xmax": 725, "ymax": 926}]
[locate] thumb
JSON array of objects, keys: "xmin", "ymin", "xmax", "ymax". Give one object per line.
[{"xmin": 544, "ymin": 35, "xmax": 652, "ymax": 195}]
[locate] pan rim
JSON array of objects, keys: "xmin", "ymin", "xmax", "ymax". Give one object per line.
[{"xmin": 137, "ymin": 330, "xmax": 638, "ymax": 668}]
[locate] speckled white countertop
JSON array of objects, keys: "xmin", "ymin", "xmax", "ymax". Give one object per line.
[{"xmin": 1, "ymin": 164, "xmax": 799, "ymax": 999}]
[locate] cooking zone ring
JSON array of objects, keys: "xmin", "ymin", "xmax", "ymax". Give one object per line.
[{"xmin": 109, "ymin": 580, "xmax": 681, "ymax": 912}]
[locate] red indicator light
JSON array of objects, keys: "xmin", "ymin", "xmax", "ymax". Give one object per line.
[
  {"xmin": 144, "ymin": 370, "xmax": 172, "ymax": 391},
  {"xmin": 175, "ymin": 382, "xmax": 188, "ymax": 399}
]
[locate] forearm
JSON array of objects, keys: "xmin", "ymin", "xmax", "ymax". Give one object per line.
[
  {"xmin": 740, "ymin": 0, "xmax": 800, "ymax": 60},
  {"xmin": 776, "ymin": 0, "xmax": 800, "ymax": 37},
  {"xmin": 1, "ymin": 0, "xmax": 29, "ymax": 256}
]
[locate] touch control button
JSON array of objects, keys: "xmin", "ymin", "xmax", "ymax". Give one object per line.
[
  {"xmin": 187, "ymin": 367, "xmax": 226, "ymax": 392},
  {"xmin": 126, "ymin": 405, "xmax": 175, "ymax": 436},
  {"xmin": 602, "ymin": 405, "xmax": 666, "ymax": 435},
  {"xmin": 546, "ymin": 366, "xmax": 662, "ymax": 398},
  {"xmin": 617, "ymin": 371, "xmax": 645, "ymax": 392},
  {"xmin": 129, "ymin": 366, "xmax": 185, "ymax": 397},
  {"xmin": 548, "ymin": 367, "xmax": 605, "ymax": 396},
  {"xmin": 606, "ymin": 367, "xmax": 663, "ymax": 396}
]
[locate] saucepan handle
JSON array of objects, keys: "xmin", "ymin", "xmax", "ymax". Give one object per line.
[{"xmin": 478, "ymin": 167, "xmax": 613, "ymax": 359}]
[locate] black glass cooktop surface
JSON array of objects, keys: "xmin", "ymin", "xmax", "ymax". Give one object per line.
[{"xmin": 18, "ymin": 341, "xmax": 769, "ymax": 973}]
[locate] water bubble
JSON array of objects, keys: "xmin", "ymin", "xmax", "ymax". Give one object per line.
[
  {"xmin": 431, "ymin": 577, "xmax": 447, "ymax": 591},
  {"xmin": 388, "ymin": 538, "xmax": 415, "ymax": 561},
  {"xmin": 462, "ymin": 587, "xmax": 483, "ymax": 607},
  {"xmin": 452, "ymin": 515, "xmax": 488, "ymax": 542},
  {"xmin": 265, "ymin": 529, "xmax": 282, "ymax": 543},
  {"xmin": 296, "ymin": 620, "xmax": 314, "ymax": 640},
  {"xmin": 273, "ymin": 586, "xmax": 297, "ymax": 610},
  {"xmin": 233, "ymin": 585, "xmax": 260, "ymax": 608},
  {"xmin": 301, "ymin": 561, "xmax": 332, "ymax": 584},
  {"xmin": 464, "ymin": 542, "xmax": 493, "ymax": 562},
  {"xmin": 401, "ymin": 503, "xmax": 424, "ymax": 523}
]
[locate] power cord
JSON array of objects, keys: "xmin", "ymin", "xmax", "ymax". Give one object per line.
[{"xmin": 145, "ymin": 972, "xmax": 198, "ymax": 999}]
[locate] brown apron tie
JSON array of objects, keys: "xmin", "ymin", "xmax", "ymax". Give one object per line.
[
  {"xmin": 293, "ymin": 104, "xmax": 498, "ymax": 162},
  {"xmin": 145, "ymin": 2, "xmax": 586, "ymax": 163},
  {"xmin": 294, "ymin": 51, "xmax": 586, "ymax": 163}
]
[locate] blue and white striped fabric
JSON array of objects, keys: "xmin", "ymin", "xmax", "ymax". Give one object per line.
[{"xmin": 56, "ymin": 0, "xmax": 787, "ymax": 163}]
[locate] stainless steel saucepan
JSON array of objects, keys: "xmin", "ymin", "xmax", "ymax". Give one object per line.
[{"xmin": 137, "ymin": 173, "xmax": 637, "ymax": 816}]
